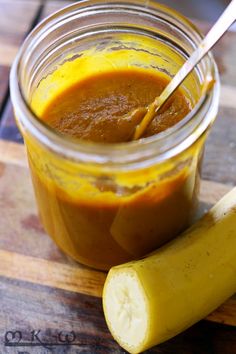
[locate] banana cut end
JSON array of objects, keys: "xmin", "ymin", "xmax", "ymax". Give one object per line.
[{"xmin": 103, "ymin": 269, "xmax": 149, "ymax": 354}]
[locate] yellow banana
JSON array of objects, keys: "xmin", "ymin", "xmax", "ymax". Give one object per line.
[{"xmin": 103, "ymin": 187, "xmax": 236, "ymax": 353}]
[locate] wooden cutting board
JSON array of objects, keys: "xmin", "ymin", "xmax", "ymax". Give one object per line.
[{"xmin": 0, "ymin": 139, "xmax": 235, "ymax": 351}]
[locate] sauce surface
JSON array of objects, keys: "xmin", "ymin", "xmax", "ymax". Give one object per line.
[
  {"xmin": 30, "ymin": 68, "xmax": 199, "ymax": 270},
  {"xmin": 41, "ymin": 69, "xmax": 190, "ymax": 142}
]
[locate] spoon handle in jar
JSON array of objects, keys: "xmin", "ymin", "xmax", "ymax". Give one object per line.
[{"xmin": 133, "ymin": 0, "xmax": 236, "ymax": 140}]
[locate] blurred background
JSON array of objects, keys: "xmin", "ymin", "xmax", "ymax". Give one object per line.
[
  {"xmin": 159, "ymin": 0, "xmax": 231, "ymax": 23},
  {"xmin": 0, "ymin": 0, "xmax": 233, "ymax": 24}
]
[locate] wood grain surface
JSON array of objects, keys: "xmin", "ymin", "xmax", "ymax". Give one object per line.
[
  {"xmin": 0, "ymin": 139, "xmax": 236, "ymax": 354},
  {"xmin": 0, "ymin": 0, "xmax": 41, "ymax": 141},
  {"xmin": 0, "ymin": 0, "xmax": 39, "ymax": 66},
  {"xmin": 0, "ymin": 1, "xmax": 236, "ymax": 353},
  {"xmin": 0, "ymin": 65, "xmax": 9, "ymax": 110}
]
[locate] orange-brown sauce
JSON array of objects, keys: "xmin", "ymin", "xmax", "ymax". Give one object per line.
[
  {"xmin": 30, "ymin": 69, "xmax": 198, "ymax": 270},
  {"xmin": 41, "ymin": 70, "xmax": 190, "ymax": 142}
]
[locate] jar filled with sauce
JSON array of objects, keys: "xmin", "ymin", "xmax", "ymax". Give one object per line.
[{"xmin": 10, "ymin": 0, "xmax": 220, "ymax": 270}]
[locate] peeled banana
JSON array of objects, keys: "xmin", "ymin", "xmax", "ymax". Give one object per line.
[{"xmin": 103, "ymin": 187, "xmax": 236, "ymax": 353}]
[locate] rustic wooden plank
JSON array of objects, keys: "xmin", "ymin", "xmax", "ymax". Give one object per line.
[
  {"xmin": 0, "ymin": 100, "xmax": 23, "ymax": 142},
  {"xmin": 207, "ymin": 297, "xmax": 236, "ymax": 327},
  {"xmin": 0, "ymin": 276, "xmax": 117, "ymax": 353},
  {"xmin": 203, "ymin": 106, "xmax": 236, "ymax": 185},
  {"xmin": 220, "ymin": 85, "xmax": 236, "ymax": 109},
  {"xmin": 0, "ymin": 247, "xmax": 235, "ymax": 326},
  {"xmin": 0, "ymin": 2, "xmax": 235, "ymax": 353},
  {"xmin": 0, "ymin": 159, "xmax": 69, "ymax": 262},
  {"xmin": 0, "ymin": 65, "xmax": 9, "ymax": 110},
  {"xmin": 0, "ymin": 278, "xmax": 235, "ymax": 354},
  {"xmin": 0, "ymin": 0, "xmax": 40, "ymax": 66},
  {"xmin": 0, "ymin": 139, "xmax": 27, "ymax": 166},
  {"xmin": 0, "ymin": 249, "xmax": 106, "ymax": 298},
  {"xmin": 0, "ymin": 139, "xmax": 235, "ymax": 329},
  {"xmin": 0, "ymin": 0, "xmax": 40, "ymax": 143},
  {"xmin": 0, "ymin": 0, "xmax": 70, "ymax": 140}
]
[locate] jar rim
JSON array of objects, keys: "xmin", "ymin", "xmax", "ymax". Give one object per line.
[{"xmin": 10, "ymin": 0, "xmax": 220, "ymax": 170}]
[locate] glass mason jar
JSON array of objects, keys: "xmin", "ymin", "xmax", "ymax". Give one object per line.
[{"xmin": 10, "ymin": 0, "xmax": 220, "ymax": 270}]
